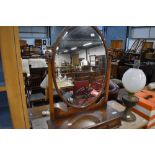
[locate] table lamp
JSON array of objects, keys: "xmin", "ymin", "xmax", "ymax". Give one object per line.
[{"xmin": 122, "ymin": 68, "xmax": 146, "ymax": 122}]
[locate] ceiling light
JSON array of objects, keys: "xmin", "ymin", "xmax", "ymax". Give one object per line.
[
  {"xmin": 83, "ymin": 42, "xmax": 92, "ymax": 47},
  {"xmin": 90, "ymin": 33, "xmax": 95, "ymax": 37},
  {"xmin": 71, "ymin": 47, "xmax": 77, "ymax": 50}
]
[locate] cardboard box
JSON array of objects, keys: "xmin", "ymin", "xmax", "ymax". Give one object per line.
[{"xmin": 133, "ymin": 89, "xmax": 155, "ymax": 128}]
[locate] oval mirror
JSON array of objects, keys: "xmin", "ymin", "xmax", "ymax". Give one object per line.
[{"xmin": 53, "ymin": 26, "xmax": 107, "ymax": 108}]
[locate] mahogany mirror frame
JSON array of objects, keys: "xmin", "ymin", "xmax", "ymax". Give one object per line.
[{"xmin": 48, "ymin": 26, "xmax": 112, "ymax": 119}]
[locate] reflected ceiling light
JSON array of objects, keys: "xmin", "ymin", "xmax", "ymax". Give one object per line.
[
  {"xmin": 99, "ymin": 36, "xmax": 102, "ymax": 40},
  {"xmin": 63, "ymin": 31, "xmax": 68, "ymax": 38},
  {"xmin": 56, "ymin": 46, "xmax": 59, "ymax": 50},
  {"xmin": 64, "ymin": 50, "xmax": 68, "ymax": 53},
  {"xmin": 90, "ymin": 33, "xmax": 95, "ymax": 37},
  {"xmin": 83, "ymin": 42, "xmax": 92, "ymax": 47},
  {"xmin": 71, "ymin": 47, "xmax": 77, "ymax": 50}
]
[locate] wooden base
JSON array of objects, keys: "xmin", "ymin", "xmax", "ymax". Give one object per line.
[{"xmin": 47, "ymin": 104, "xmax": 121, "ymax": 129}]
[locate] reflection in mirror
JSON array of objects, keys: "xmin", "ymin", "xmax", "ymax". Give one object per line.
[{"xmin": 54, "ymin": 27, "xmax": 107, "ymax": 108}]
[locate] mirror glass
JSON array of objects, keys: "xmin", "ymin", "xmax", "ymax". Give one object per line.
[{"xmin": 54, "ymin": 26, "xmax": 107, "ymax": 108}]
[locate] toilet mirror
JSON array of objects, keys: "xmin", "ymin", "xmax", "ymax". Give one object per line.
[{"xmin": 52, "ymin": 26, "xmax": 107, "ymax": 108}]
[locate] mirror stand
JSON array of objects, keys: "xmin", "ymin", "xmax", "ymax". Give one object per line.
[
  {"xmin": 47, "ymin": 53, "xmax": 121, "ymax": 129},
  {"xmin": 47, "ymin": 26, "xmax": 121, "ymax": 129}
]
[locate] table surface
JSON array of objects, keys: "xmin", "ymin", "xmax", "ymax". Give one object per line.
[
  {"xmin": 108, "ymin": 101, "xmax": 148, "ymax": 129},
  {"xmin": 57, "ymin": 80, "xmax": 74, "ymax": 89},
  {"xmin": 29, "ymin": 100, "xmax": 148, "ymax": 129}
]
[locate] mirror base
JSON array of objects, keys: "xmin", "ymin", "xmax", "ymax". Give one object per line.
[{"xmin": 47, "ymin": 105, "xmax": 121, "ymax": 129}]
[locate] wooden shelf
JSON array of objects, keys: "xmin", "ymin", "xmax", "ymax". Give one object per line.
[{"xmin": 0, "ymin": 85, "xmax": 6, "ymax": 92}]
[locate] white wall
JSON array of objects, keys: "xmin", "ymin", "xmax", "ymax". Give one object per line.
[
  {"xmin": 87, "ymin": 46, "xmax": 106, "ymax": 59},
  {"xmin": 78, "ymin": 49, "xmax": 87, "ymax": 60},
  {"xmin": 77, "ymin": 46, "xmax": 106, "ymax": 66},
  {"xmin": 55, "ymin": 46, "xmax": 105, "ymax": 67},
  {"xmin": 55, "ymin": 53, "xmax": 71, "ymax": 67},
  {"xmin": 78, "ymin": 46, "xmax": 105, "ymax": 59}
]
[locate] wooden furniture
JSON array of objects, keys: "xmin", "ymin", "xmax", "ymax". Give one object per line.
[
  {"xmin": 47, "ymin": 26, "xmax": 122, "ymax": 129},
  {"xmin": 128, "ymin": 39, "xmax": 146, "ymax": 53},
  {"xmin": 57, "ymin": 67, "xmax": 97, "ymax": 79},
  {"xmin": 110, "ymin": 40, "xmax": 123, "ymax": 49},
  {"xmin": 0, "ymin": 27, "xmax": 30, "ymax": 128},
  {"xmin": 20, "ymin": 40, "xmax": 27, "ymax": 47},
  {"xmin": 111, "ymin": 62, "xmax": 118, "ymax": 78},
  {"xmin": 108, "ymin": 40, "xmax": 125, "ymax": 61},
  {"xmin": 118, "ymin": 62, "xmax": 155, "ymax": 84},
  {"xmin": 27, "ymin": 67, "xmax": 47, "ymax": 107},
  {"xmin": 113, "ymin": 49, "xmax": 124, "ymax": 60},
  {"xmin": 29, "ymin": 101, "xmax": 148, "ymax": 129},
  {"xmin": 142, "ymin": 42, "xmax": 154, "ymax": 50},
  {"xmin": 125, "ymin": 52, "xmax": 140, "ymax": 62},
  {"xmin": 21, "ymin": 46, "xmax": 42, "ymax": 58},
  {"xmin": 35, "ymin": 39, "xmax": 42, "ymax": 47}
]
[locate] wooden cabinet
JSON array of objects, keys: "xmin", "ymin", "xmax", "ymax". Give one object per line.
[
  {"xmin": 110, "ymin": 40, "xmax": 123, "ymax": 49},
  {"xmin": 0, "ymin": 27, "xmax": 30, "ymax": 129}
]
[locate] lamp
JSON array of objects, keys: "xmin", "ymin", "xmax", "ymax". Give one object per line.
[{"xmin": 122, "ymin": 68, "xmax": 146, "ymax": 122}]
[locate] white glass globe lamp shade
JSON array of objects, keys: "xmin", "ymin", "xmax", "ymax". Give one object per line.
[{"xmin": 122, "ymin": 68, "xmax": 146, "ymax": 93}]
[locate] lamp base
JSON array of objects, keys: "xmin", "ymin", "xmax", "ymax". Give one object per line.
[
  {"xmin": 122, "ymin": 94, "xmax": 139, "ymax": 122},
  {"xmin": 122, "ymin": 107, "xmax": 136, "ymax": 122}
]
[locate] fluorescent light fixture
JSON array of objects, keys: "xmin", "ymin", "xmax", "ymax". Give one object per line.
[
  {"xmin": 90, "ymin": 33, "xmax": 95, "ymax": 37},
  {"xmin": 71, "ymin": 47, "xmax": 77, "ymax": 50},
  {"xmin": 64, "ymin": 50, "xmax": 68, "ymax": 53},
  {"xmin": 83, "ymin": 42, "xmax": 92, "ymax": 47}
]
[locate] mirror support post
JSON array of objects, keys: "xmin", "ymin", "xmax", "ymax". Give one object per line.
[
  {"xmin": 48, "ymin": 59, "xmax": 55, "ymax": 120},
  {"xmin": 105, "ymin": 52, "xmax": 112, "ymax": 102}
]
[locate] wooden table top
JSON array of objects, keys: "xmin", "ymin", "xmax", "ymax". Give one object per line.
[
  {"xmin": 29, "ymin": 100, "xmax": 148, "ymax": 129},
  {"xmin": 57, "ymin": 80, "xmax": 74, "ymax": 89}
]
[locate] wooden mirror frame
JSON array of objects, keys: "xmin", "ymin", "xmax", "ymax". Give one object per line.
[{"xmin": 48, "ymin": 26, "xmax": 112, "ymax": 120}]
